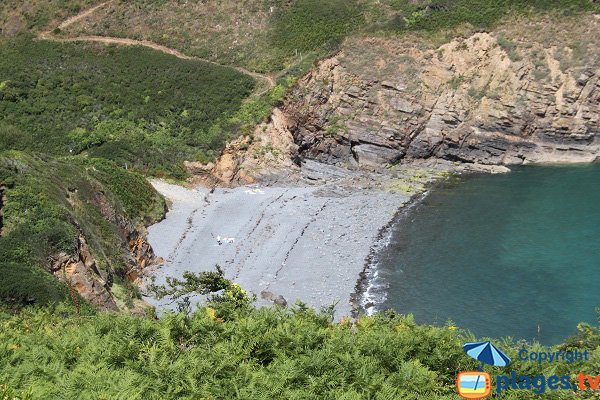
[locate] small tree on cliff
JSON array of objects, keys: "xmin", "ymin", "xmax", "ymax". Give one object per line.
[{"xmin": 148, "ymin": 265, "xmax": 255, "ymax": 319}]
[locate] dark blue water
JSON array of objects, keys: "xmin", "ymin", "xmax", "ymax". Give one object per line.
[{"xmin": 375, "ymin": 165, "xmax": 600, "ymax": 344}]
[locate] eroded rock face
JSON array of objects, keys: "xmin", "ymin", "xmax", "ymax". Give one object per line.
[
  {"xmin": 126, "ymin": 233, "xmax": 164, "ymax": 282},
  {"xmin": 279, "ymin": 23, "xmax": 600, "ymax": 168},
  {"xmin": 199, "ymin": 108, "xmax": 301, "ymax": 186},
  {"xmin": 88, "ymin": 190, "xmax": 164, "ymax": 284},
  {"xmin": 47, "ymin": 190, "xmax": 164, "ymax": 311},
  {"xmin": 49, "ymin": 235, "xmax": 118, "ymax": 311}
]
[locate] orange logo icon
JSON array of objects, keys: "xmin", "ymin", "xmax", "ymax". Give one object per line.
[{"xmin": 457, "ymin": 371, "xmax": 491, "ymax": 399}]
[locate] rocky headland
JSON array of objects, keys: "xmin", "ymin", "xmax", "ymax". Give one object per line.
[{"xmin": 203, "ymin": 14, "xmax": 600, "ymax": 188}]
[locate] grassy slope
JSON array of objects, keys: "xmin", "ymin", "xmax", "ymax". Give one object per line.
[
  {"xmin": 62, "ymin": 0, "xmax": 277, "ymax": 71},
  {"xmin": 0, "ymin": 151, "xmax": 165, "ymax": 307},
  {"xmin": 0, "ymin": 0, "xmax": 99, "ymax": 36},
  {"xmin": 0, "ymin": 37, "xmax": 255, "ymax": 178},
  {"xmin": 61, "ymin": 0, "xmax": 600, "ymax": 73},
  {"xmin": 61, "ymin": 0, "xmax": 367, "ymax": 72}
]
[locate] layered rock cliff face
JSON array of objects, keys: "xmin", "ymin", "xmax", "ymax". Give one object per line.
[
  {"xmin": 266, "ymin": 16, "xmax": 600, "ymax": 170},
  {"xmin": 48, "ymin": 190, "xmax": 163, "ymax": 311},
  {"xmin": 49, "ymin": 234, "xmax": 118, "ymax": 311}
]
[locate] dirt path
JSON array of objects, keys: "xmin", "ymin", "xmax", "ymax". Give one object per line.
[
  {"xmin": 58, "ymin": 1, "xmax": 113, "ymax": 31},
  {"xmin": 38, "ymin": 1, "xmax": 275, "ymax": 92}
]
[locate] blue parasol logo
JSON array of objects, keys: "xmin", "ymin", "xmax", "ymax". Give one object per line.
[{"xmin": 464, "ymin": 341, "xmax": 511, "ymax": 370}]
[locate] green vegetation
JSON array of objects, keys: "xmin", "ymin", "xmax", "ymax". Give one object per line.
[
  {"xmin": 531, "ymin": 50, "xmax": 551, "ymax": 81},
  {"xmin": 497, "ymin": 34, "xmax": 523, "ymax": 62},
  {"xmin": 0, "ymin": 0, "xmax": 96, "ymax": 35},
  {"xmin": 0, "ymin": 151, "xmax": 165, "ymax": 307},
  {"xmin": 268, "ymin": 0, "xmax": 364, "ymax": 70},
  {"xmin": 0, "ymin": 38, "xmax": 255, "ymax": 178},
  {"xmin": 380, "ymin": 0, "xmax": 600, "ymax": 33},
  {"xmin": 58, "ymin": 0, "xmax": 366, "ymax": 73},
  {"xmin": 0, "ymin": 270, "xmax": 598, "ymax": 399},
  {"xmin": 57, "ymin": 0, "xmax": 600, "ymax": 76},
  {"xmin": 324, "ymin": 115, "xmax": 349, "ymax": 136},
  {"xmin": 60, "ymin": 0, "xmax": 279, "ymax": 72},
  {"xmin": 448, "ymin": 74, "xmax": 465, "ymax": 90}
]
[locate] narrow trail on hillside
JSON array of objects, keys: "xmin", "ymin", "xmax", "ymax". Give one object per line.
[{"xmin": 38, "ymin": 1, "xmax": 275, "ymax": 93}]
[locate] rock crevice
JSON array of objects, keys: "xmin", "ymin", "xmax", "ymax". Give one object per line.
[{"xmin": 49, "ymin": 234, "xmax": 118, "ymax": 311}]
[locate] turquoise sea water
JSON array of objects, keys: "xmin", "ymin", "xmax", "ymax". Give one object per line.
[{"xmin": 374, "ymin": 164, "xmax": 600, "ymax": 344}]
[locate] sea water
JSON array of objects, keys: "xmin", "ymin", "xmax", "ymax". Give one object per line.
[{"xmin": 373, "ymin": 164, "xmax": 600, "ymax": 344}]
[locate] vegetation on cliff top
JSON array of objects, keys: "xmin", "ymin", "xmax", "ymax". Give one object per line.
[
  {"xmin": 0, "ymin": 151, "xmax": 165, "ymax": 307},
  {"xmin": 56, "ymin": 0, "xmax": 600, "ymax": 73},
  {"xmin": 377, "ymin": 0, "xmax": 599, "ymax": 32}
]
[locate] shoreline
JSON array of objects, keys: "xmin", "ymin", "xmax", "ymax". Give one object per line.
[
  {"xmin": 142, "ymin": 159, "xmax": 510, "ymax": 319},
  {"xmin": 144, "ymin": 161, "xmax": 414, "ymax": 318},
  {"xmin": 352, "ymin": 189, "xmax": 431, "ymax": 318},
  {"xmin": 352, "ymin": 162, "xmax": 518, "ymax": 317}
]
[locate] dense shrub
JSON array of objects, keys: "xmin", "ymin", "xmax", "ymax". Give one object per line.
[
  {"xmin": 0, "ymin": 38, "xmax": 255, "ymax": 177},
  {"xmin": 382, "ymin": 0, "xmax": 600, "ymax": 32},
  {"xmin": 0, "ymin": 299, "xmax": 597, "ymax": 399},
  {"xmin": 270, "ymin": 0, "xmax": 364, "ymax": 62}
]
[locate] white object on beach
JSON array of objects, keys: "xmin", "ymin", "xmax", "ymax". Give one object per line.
[
  {"xmin": 216, "ymin": 236, "xmax": 235, "ymax": 244},
  {"xmin": 244, "ymin": 188, "xmax": 265, "ymax": 195}
]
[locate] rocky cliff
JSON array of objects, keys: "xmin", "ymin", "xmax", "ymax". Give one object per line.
[
  {"xmin": 48, "ymin": 187, "xmax": 164, "ymax": 312},
  {"xmin": 286, "ymin": 24, "xmax": 600, "ymax": 168},
  {"xmin": 49, "ymin": 234, "xmax": 118, "ymax": 311},
  {"xmin": 213, "ymin": 14, "xmax": 600, "ymax": 182}
]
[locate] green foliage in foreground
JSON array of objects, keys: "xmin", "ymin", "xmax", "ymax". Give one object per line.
[
  {"xmin": 0, "ymin": 151, "xmax": 165, "ymax": 306},
  {"xmin": 0, "ymin": 38, "xmax": 255, "ymax": 178},
  {"xmin": 0, "ymin": 298, "xmax": 598, "ymax": 400}
]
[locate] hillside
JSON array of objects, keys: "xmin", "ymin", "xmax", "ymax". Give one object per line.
[
  {"xmin": 0, "ymin": 151, "xmax": 165, "ymax": 311},
  {"xmin": 58, "ymin": 0, "xmax": 365, "ymax": 73},
  {"xmin": 0, "ymin": 0, "xmax": 97, "ymax": 36},
  {"xmin": 56, "ymin": 0, "xmax": 600, "ymax": 73},
  {"xmin": 0, "ymin": 37, "xmax": 255, "ymax": 178}
]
